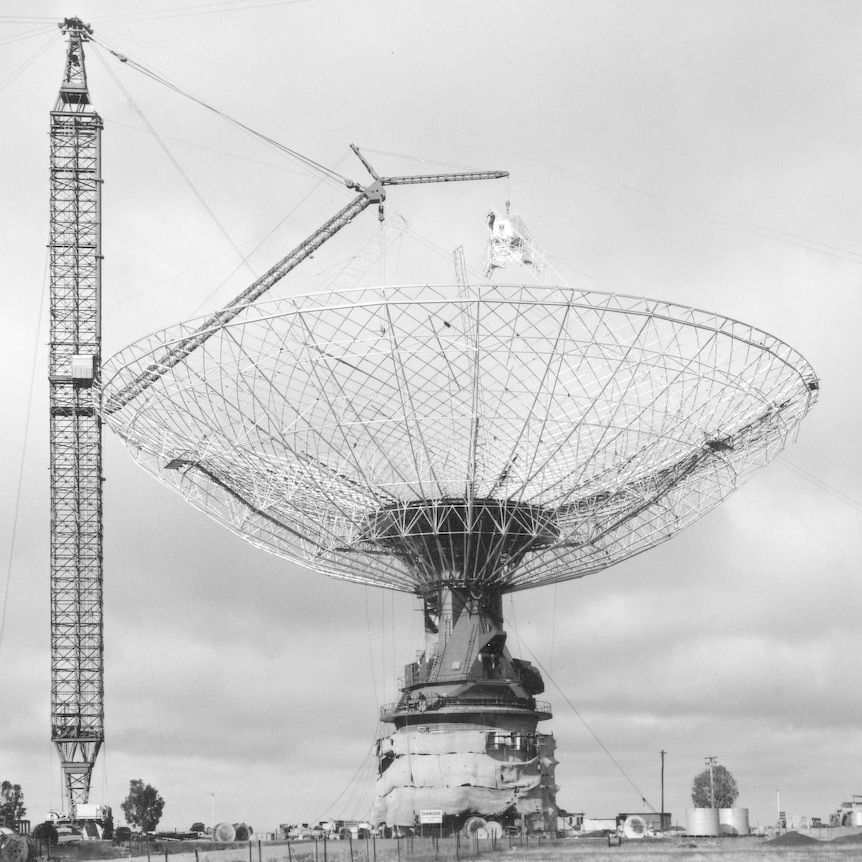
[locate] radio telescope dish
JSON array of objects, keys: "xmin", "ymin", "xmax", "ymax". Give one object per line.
[
  {"xmin": 97, "ymin": 282, "xmax": 817, "ymax": 832},
  {"xmin": 99, "ymin": 283, "xmax": 818, "ymax": 595}
]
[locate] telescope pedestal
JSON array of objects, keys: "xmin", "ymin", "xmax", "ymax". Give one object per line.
[{"xmin": 373, "ymin": 587, "xmax": 558, "ymax": 834}]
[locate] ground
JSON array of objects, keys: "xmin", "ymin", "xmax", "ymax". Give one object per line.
[{"xmin": 27, "ymin": 831, "xmax": 862, "ymax": 862}]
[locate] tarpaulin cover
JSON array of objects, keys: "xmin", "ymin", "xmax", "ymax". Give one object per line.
[
  {"xmin": 376, "ymin": 753, "xmax": 541, "ymax": 796},
  {"xmin": 381, "ymin": 729, "xmax": 490, "ymax": 756},
  {"xmin": 371, "ymin": 787, "xmax": 518, "ymax": 827},
  {"xmin": 373, "ymin": 724, "xmax": 559, "ymax": 826}
]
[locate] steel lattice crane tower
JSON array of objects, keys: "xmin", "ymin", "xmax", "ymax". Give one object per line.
[{"xmin": 49, "ymin": 16, "xmax": 104, "ymax": 811}]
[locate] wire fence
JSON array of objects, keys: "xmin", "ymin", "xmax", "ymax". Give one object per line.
[{"xmin": 37, "ymin": 834, "xmax": 541, "ymax": 862}]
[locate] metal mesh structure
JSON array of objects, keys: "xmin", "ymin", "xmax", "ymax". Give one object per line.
[
  {"xmin": 98, "ymin": 284, "xmax": 818, "ymax": 596},
  {"xmin": 50, "ymin": 18, "xmax": 103, "ymax": 807}
]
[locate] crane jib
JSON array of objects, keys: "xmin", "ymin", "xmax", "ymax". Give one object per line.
[{"xmin": 103, "ymin": 158, "xmax": 508, "ymax": 414}]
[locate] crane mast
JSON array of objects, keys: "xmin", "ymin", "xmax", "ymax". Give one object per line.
[{"xmin": 49, "ymin": 17, "xmax": 104, "ymax": 811}]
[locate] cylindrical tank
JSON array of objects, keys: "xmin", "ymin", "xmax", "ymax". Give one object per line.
[
  {"xmin": 719, "ymin": 808, "xmax": 750, "ymax": 836},
  {"xmin": 213, "ymin": 822, "xmax": 236, "ymax": 842},
  {"xmin": 686, "ymin": 808, "xmax": 720, "ymax": 836},
  {"xmin": 850, "ymin": 811, "xmax": 862, "ymax": 827}
]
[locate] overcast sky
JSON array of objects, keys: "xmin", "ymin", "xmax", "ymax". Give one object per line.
[{"xmin": 1, "ymin": 0, "xmax": 860, "ymax": 834}]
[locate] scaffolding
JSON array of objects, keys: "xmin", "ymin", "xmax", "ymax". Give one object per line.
[{"xmin": 49, "ymin": 17, "xmax": 103, "ymax": 809}]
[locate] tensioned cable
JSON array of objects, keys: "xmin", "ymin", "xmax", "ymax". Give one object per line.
[
  {"xmin": 313, "ymin": 725, "xmax": 380, "ymax": 824},
  {"xmin": 365, "ymin": 586, "xmax": 380, "ymax": 709},
  {"xmin": 0, "ymin": 30, "xmax": 59, "ymax": 92},
  {"xmin": 184, "ymin": 159, "xmax": 351, "ymax": 318},
  {"xmin": 90, "ymin": 33, "xmax": 347, "ymax": 190},
  {"xmin": 0, "ymin": 22, "xmax": 56, "ymax": 45},
  {"xmin": 91, "ymin": 43, "xmax": 260, "ymax": 284},
  {"xmin": 0, "ymin": 254, "xmax": 49, "ymax": 663},
  {"xmin": 96, "ymin": 0, "xmax": 311, "ymax": 23},
  {"xmin": 507, "ymin": 596, "xmax": 657, "ymax": 812},
  {"xmin": 777, "ymin": 455, "xmax": 862, "ymax": 512},
  {"xmin": 0, "ymin": 16, "xmax": 59, "ymax": 22},
  {"xmin": 101, "ymin": 116, "xmax": 313, "ymax": 176},
  {"xmin": 503, "ymin": 148, "xmax": 862, "ymax": 266}
]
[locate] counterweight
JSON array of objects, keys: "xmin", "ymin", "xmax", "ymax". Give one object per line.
[{"xmin": 49, "ymin": 17, "xmax": 104, "ymax": 809}]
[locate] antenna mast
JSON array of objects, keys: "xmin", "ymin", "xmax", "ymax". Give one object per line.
[{"xmin": 49, "ymin": 16, "xmax": 104, "ymax": 811}]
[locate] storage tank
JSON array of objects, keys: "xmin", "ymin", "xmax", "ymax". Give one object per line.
[
  {"xmin": 850, "ymin": 811, "xmax": 862, "ymax": 827},
  {"xmin": 686, "ymin": 808, "xmax": 720, "ymax": 836},
  {"xmin": 213, "ymin": 823, "xmax": 236, "ymax": 842},
  {"xmin": 719, "ymin": 808, "xmax": 750, "ymax": 835}
]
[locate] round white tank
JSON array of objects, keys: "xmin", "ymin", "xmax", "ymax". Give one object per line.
[
  {"xmin": 850, "ymin": 811, "xmax": 862, "ymax": 827},
  {"xmin": 686, "ymin": 808, "xmax": 720, "ymax": 836},
  {"xmin": 719, "ymin": 808, "xmax": 750, "ymax": 835}
]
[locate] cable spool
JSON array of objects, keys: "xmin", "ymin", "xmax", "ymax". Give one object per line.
[
  {"xmin": 463, "ymin": 817, "xmax": 486, "ymax": 835},
  {"xmin": 623, "ymin": 816, "xmax": 647, "ymax": 839},
  {"xmin": 484, "ymin": 821, "xmax": 503, "ymax": 838}
]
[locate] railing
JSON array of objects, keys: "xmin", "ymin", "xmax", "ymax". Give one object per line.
[{"xmin": 379, "ymin": 697, "xmax": 551, "ymax": 722}]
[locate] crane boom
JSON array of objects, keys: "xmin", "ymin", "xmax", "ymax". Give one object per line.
[{"xmin": 103, "ymin": 150, "xmax": 506, "ymax": 413}]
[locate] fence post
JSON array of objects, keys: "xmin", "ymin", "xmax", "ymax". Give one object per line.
[
  {"xmin": 249, "ymin": 839, "xmax": 253, "ymax": 862},
  {"xmin": 323, "ymin": 833, "xmax": 327, "ymax": 862},
  {"xmin": 259, "ymin": 838, "xmax": 263, "ymax": 862},
  {"xmin": 287, "ymin": 841, "xmax": 293, "ymax": 862},
  {"xmin": 195, "ymin": 849, "xmax": 200, "ymax": 862},
  {"xmin": 395, "ymin": 834, "xmax": 400, "ymax": 862},
  {"xmin": 348, "ymin": 833, "xmax": 353, "ymax": 862},
  {"xmin": 372, "ymin": 833, "xmax": 376, "ymax": 862},
  {"xmin": 145, "ymin": 836, "xmax": 151, "ymax": 862}
]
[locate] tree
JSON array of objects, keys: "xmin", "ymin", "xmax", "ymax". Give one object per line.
[
  {"xmin": 121, "ymin": 780, "xmax": 165, "ymax": 833},
  {"xmin": 691, "ymin": 763, "xmax": 739, "ymax": 808},
  {"xmin": 190, "ymin": 822, "xmax": 206, "ymax": 834},
  {"xmin": 0, "ymin": 781, "xmax": 26, "ymax": 824}
]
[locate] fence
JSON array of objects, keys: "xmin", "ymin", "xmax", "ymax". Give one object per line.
[{"xmin": 50, "ymin": 833, "xmax": 537, "ymax": 862}]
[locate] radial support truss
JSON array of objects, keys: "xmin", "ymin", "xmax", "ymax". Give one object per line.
[
  {"xmin": 98, "ymin": 284, "xmax": 819, "ymax": 596},
  {"xmin": 49, "ymin": 17, "xmax": 103, "ymax": 810}
]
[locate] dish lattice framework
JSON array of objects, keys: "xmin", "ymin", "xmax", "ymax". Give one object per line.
[{"xmin": 98, "ymin": 284, "xmax": 818, "ymax": 595}]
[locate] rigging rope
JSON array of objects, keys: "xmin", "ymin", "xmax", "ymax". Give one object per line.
[
  {"xmin": 90, "ymin": 33, "xmax": 347, "ymax": 190},
  {"xmin": 96, "ymin": 0, "xmax": 311, "ymax": 24},
  {"xmin": 0, "ymin": 254, "xmax": 49, "ymax": 663},
  {"xmin": 0, "ymin": 29, "xmax": 59, "ymax": 91},
  {"xmin": 507, "ymin": 596, "xmax": 658, "ymax": 813},
  {"xmin": 0, "ymin": 23, "xmax": 57, "ymax": 46},
  {"xmin": 91, "ymin": 42, "xmax": 260, "ymax": 284}
]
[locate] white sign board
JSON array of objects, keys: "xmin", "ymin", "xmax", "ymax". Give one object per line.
[{"xmin": 420, "ymin": 809, "xmax": 443, "ymax": 825}]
